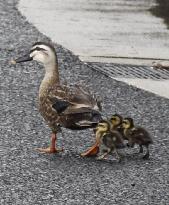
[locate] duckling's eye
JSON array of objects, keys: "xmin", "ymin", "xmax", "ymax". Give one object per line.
[
  {"xmin": 99, "ymin": 124, "xmax": 105, "ymax": 128},
  {"xmin": 98, "ymin": 123, "xmax": 108, "ymax": 130},
  {"xmin": 111, "ymin": 117, "xmax": 116, "ymax": 121},
  {"xmin": 36, "ymin": 47, "xmax": 47, "ymax": 52}
]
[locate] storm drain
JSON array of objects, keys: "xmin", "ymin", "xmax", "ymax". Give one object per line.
[{"xmin": 86, "ymin": 62, "xmax": 169, "ymax": 80}]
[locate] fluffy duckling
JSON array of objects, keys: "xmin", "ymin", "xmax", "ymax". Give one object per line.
[
  {"xmin": 122, "ymin": 118, "xmax": 153, "ymax": 159},
  {"xmin": 110, "ymin": 114, "xmax": 125, "ymax": 139},
  {"xmin": 12, "ymin": 42, "xmax": 102, "ymax": 156},
  {"xmin": 95, "ymin": 120, "xmax": 125, "ymax": 161}
]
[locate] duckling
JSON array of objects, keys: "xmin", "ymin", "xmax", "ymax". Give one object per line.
[
  {"xmin": 122, "ymin": 118, "xmax": 153, "ymax": 159},
  {"xmin": 12, "ymin": 42, "xmax": 102, "ymax": 156},
  {"xmin": 95, "ymin": 120, "xmax": 125, "ymax": 161},
  {"xmin": 110, "ymin": 114, "xmax": 126, "ymax": 139}
]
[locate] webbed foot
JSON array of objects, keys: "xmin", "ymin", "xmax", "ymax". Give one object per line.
[
  {"xmin": 36, "ymin": 133, "xmax": 63, "ymax": 154},
  {"xmin": 36, "ymin": 147, "xmax": 63, "ymax": 154},
  {"xmin": 81, "ymin": 143, "xmax": 99, "ymax": 157}
]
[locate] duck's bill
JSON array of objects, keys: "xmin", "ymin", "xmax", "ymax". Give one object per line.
[{"xmin": 11, "ymin": 54, "xmax": 33, "ymax": 64}]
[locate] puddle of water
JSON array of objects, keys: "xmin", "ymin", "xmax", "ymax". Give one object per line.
[
  {"xmin": 150, "ymin": 0, "xmax": 169, "ymax": 29},
  {"xmin": 19, "ymin": 0, "xmax": 169, "ymax": 64}
]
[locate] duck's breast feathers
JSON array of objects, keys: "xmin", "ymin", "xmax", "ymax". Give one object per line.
[{"xmin": 47, "ymin": 83, "xmax": 102, "ymax": 113}]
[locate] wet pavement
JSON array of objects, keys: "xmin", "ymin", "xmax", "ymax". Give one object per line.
[
  {"xmin": 19, "ymin": 0, "xmax": 169, "ymax": 64},
  {"xmin": 151, "ymin": 0, "xmax": 169, "ymax": 29}
]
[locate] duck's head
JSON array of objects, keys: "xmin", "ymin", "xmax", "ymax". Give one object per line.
[
  {"xmin": 12, "ymin": 42, "xmax": 57, "ymax": 66},
  {"xmin": 122, "ymin": 118, "xmax": 134, "ymax": 129},
  {"xmin": 110, "ymin": 114, "xmax": 123, "ymax": 127},
  {"xmin": 95, "ymin": 120, "xmax": 110, "ymax": 133}
]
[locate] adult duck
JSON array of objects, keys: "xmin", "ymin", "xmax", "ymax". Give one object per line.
[{"xmin": 12, "ymin": 42, "xmax": 102, "ymax": 156}]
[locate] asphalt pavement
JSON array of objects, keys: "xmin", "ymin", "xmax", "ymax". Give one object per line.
[{"xmin": 0, "ymin": 0, "xmax": 169, "ymax": 204}]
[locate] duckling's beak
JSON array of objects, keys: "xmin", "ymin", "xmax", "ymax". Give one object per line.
[
  {"xmin": 94, "ymin": 126, "xmax": 99, "ymax": 132},
  {"xmin": 93, "ymin": 127, "xmax": 97, "ymax": 133},
  {"xmin": 93, "ymin": 126, "xmax": 101, "ymax": 133},
  {"xmin": 122, "ymin": 123, "xmax": 125, "ymax": 128},
  {"xmin": 11, "ymin": 53, "xmax": 33, "ymax": 64}
]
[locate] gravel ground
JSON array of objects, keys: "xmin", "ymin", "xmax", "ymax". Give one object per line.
[{"xmin": 0, "ymin": 0, "xmax": 169, "ymax": 204}]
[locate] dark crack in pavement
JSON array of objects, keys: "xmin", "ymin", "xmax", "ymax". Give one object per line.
[{"xmin": 0, "ymin": 0, "xmax": 169, "ymax": 204}]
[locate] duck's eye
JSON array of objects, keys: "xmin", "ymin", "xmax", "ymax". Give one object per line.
[
  {"xmin": 36, "ymin": 47, "xmax": 47, "ymax": 52},
  {"xmin": 30, "ymin": 47, "xmax": 47, "ymax": 53},
  {"xmin": 99, "ymin": 124, "xmax": 105, "ymax": 128}
]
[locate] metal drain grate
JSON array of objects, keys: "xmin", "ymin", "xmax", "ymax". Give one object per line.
[{"xmin": 86, "ymin": 62, "xmax": 169, "ymax": 80}]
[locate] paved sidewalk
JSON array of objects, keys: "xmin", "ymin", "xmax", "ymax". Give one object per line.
[
  {"xmin": 19, "ymin": 0, "xmax": 169, "ymax": 64},
  {"xmin": 0, "ymin": 0, "xmax": 169, "ymax": 204}
]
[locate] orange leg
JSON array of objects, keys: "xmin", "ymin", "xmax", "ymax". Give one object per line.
[
  {"xmin": 36, "ymin": 133, "xmax": 63, "ymax": 153},
  {"xmin": 81, "ymin": 142, "xmax": 99, "ymax": 157}
]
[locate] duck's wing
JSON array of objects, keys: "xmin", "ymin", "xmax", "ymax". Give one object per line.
[
  {"xmin": 48, "ymin": 83, "xmax": 102, "ymax": 115},
  {"xmin": 67, "ymin": 84, "xmax": 102, "ymax": 111},
  {"xmin": 47, "ymin": 83, "xmax": 102, "ymax": 128},
  {"xmin": 51, "ymin": 98, "xmax": 71, "ymax": 114}
]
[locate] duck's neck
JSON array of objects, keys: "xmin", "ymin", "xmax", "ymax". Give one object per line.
[{"xmin": 39, "ymin": 63, "xmax": 60, "ymax": 96}]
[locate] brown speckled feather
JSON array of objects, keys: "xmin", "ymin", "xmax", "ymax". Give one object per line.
[{"xmin": 39, "ymin": 83, "xmax": 102, "ymax": 131}]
